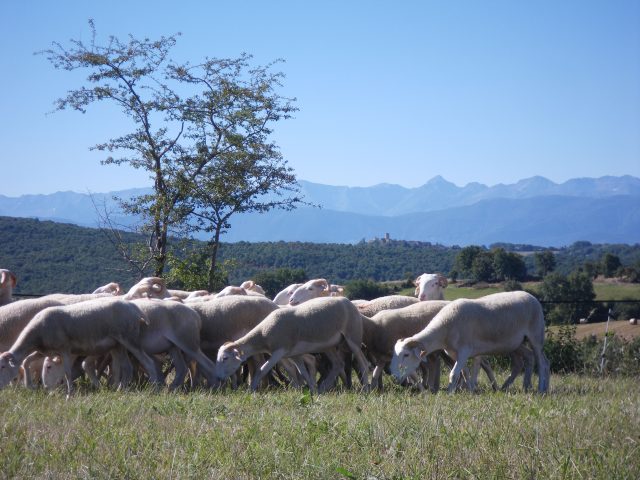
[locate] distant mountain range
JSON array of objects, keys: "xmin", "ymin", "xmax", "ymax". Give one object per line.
[{"xmin": 1, "ymin": 176, "xmax": 639, "ymax": 246}]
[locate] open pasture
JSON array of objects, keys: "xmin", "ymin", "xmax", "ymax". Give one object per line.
[{"xmin": 1, "ymin": 375, "xmax": 638, "ymax": 479}]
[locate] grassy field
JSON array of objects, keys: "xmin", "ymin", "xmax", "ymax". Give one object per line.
[
  {"xmin": 1, "ymin": 375, "xmax": 639, "ymax": 479},
  {"xmin": 434, "ymin": 280, "xmax": 640, "ymax": 302}
]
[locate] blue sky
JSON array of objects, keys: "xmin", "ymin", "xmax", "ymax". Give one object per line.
[{"xmin": 1, "ymin": 1, "xmax": 639, "ymax": 196}]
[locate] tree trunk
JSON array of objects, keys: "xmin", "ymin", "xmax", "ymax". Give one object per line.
[{"xmin": 207, "ymin": 227, "xmax": 222, "ymax": 291}]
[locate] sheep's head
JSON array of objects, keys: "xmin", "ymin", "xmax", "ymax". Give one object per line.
[
  {"xmin": 0, "ymin": 352, "xmax": 21, "ymax": 388},
  {"xmin": 415, "ymin": 273, "xmax": 448, "ymax": 301},
  {"xmin": 0, "ymin": 269, "xmax": 17, "ymax": 289},
  {"xmin": 390, "ymin": 339, "xmax": 425, "ymax": 382},
  {"xmin": 288, "ymin": 279, "xmax": 329, "ymax": 306},
  {"xmin": 125, "ymin": 277, "xmax": 169, "ymax": 300},
  {"xmin": 93, "ymin": 282, "xmax": 122, "ymax": 295},
  {"xmin": 42, "ymin": 356, "xmax": 65, "ymax": 391},
  {"xmin": 240, "ymin": 281, "xmax": 265, "ymax": 295},
  {"xmin": 215, "ymin": 343, "xmax": 244, "ymax": 380}
]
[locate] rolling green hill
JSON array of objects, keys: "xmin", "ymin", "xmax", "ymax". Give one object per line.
[{"xmin": 1, "ymin": 216, "xmax": 638, "ymax": 295}]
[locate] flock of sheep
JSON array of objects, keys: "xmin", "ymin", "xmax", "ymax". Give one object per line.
[{"xmin": 0, "ymin": 268, "xmax": 551, "ymax": 396}]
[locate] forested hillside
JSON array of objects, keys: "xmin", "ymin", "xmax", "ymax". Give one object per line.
[{"xmin": 1, "ymin": 216, "xmax": 638, "ymax": 294}]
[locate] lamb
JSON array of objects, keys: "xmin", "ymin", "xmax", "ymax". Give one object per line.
[
  {"xmin": 390, "ymin": 291, "xmax": 550, "ymax": 393},
  {"xmin": 0, "ymin": 298, "xmax": 163, "ymax": 395},
  {"xmin": 0, "ymin": 269, "xmax": 17, "ymax": 306},
  {"xmin": 273, "ymin": 283, "xmax": 303, "ymax": 305},
  {"xmin": 216, "ymin": 296, "xmax": 370, "ymax": 392},
  {"xmin": 356, "ymin": 295, "xmax": 419, "ymax": 318},
  {"xmin": 131, "ymin": 299, "xmax": 219, "ymax": 389},
  {"xmin": 414, "ymin": 273, "xmax": 448, "ymax": 301},
  {"xmin": 288, "ymin": 279, "xmax": 345, "ymax": 306}
]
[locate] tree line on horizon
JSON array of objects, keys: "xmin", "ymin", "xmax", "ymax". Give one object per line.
[{"xmin": 1, "ymin": 216, "xmax": 639, "ymax": 299}]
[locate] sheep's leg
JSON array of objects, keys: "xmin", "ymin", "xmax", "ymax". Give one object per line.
[
  {"xmin": 251, "ymin": 349, "xmax": 286, "ymax": 392},
  {"xmin": 317, "ymin": 349, "xmax": 345, "ymax": 393},
  {"xmin": 167, "ymin": 347, "xmax": 189, "ymax": 391},
  {"xmin": 303, "ymin": 354, "xmax": 318, "ymax": 386},
  {"xmin": 116, "ymin": 339, "xmax": 163, "ymax": 387},
  {"xmin": 479, "ymin": 357, "xmax": 499, "ymax": 391},
  {"xmin": 530, "ymin": 343, "xmax": 550, "ymax": 393},
  {"xmin": 278, "ymin": 358, "xmax": 303, "ymax": 387},
  {"xmin": 372, "ymin": 362, "xmax": 386, "ymax": 392},
  {"xmin": 290, "ymin": 356, "xmax": 318, "ymax": 393},
  {"xmin": 61, "ymin": 352, "xmax": 77, "ymax": 397},
  {"xmin": 423, "ymin": 353, "xmax": 441, "ymax": 393},
  {"xmin": 343, "ymin": 337, "xmax": 370, "ymax": 391},
  {"xmin": 110, "ymin": 348, "xmax": 133, "ymax": 390},
  {"xmin": 521, "ymin": 346, "xmax": 534, "ymax": 391},
  {"xmin": 467, "ymin": 358, "xmax": 482, "ymax": 392},
  {"xmin": 501, "ymin": 345, "xmax": 532, "ymax": 391},
  {"xmin": 447, "ymin": 351, "xmax": 470, "ymax": 394}
]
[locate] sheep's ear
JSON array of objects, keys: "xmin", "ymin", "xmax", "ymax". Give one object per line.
[
  {"xmin": 315, "ymin": 279, "xmax": 329, "ymax": 289},
  {"xmin": 419, "ymin": 350, "xmax": 428, "ymax": 358},
  {"xmin": 414, "ymin": 275, "xmax": 422, "ymax": 287},
  {"xmin": 233, "ymin": 348, "xmax": 243, "ymax": 360},
  {"xmin": 438, "ymin": 275, "xmax": 448, "ymax": 288}
]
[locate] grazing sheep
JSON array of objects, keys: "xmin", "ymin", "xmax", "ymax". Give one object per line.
[
  {"xmin": 630, "ymin": 318, "xmax": 637, "ymax": 325},
  {"xmin": 356, "ymin": 295, "xmax": 420, "ymax": 318},
  {"xmin": 362, "ymin": 301, "xmax": 449, "ymax": 391},
  {"xmin": 0, "ymin": 298, "xmax": 162, "ymax": 395},
  {"xmin": 216, "ymin": 297, "xmax": 370, "ymax": 392},
  {"xmin": 273, "ymin": 283, "xmax": 303, "ymax": 306},
  {"xmin": 190, "ymin": 296, "xmax": 280, "ymax": 358},
  {"xmin": 288, "ymin": 279, "xmax": 345, "ymax": 306},
  {"xmin": 92, "ymin": 282, "xmax": 122, "ymax": 295},
  {"xmin": 414, "ymin": 273, "xmax": 448, "ymax": 301},
  {"xmin": 0, "ymin": 269, "xmax": 17, "ymax": 306},
  {"xmin": 131, "ymin": 299, "xmax": 219, "ymax": 389},
  {"xmin": 390, "ymin": 291, "xmax": 550, "ymax": 393}
]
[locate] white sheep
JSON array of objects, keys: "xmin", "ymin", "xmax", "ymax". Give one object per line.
[
  {"xmin": 216, "ymin": 296, "xmax": 370, "ymax": 392},
  {"xmin": 414, "ymin": 273, "xmax": 448, "ymax": 301},
  {"xmin": 0, "ymin": 269, "xmax": 17, "ymax": 306},
  {"xmin": 362, "ymin": 300, "xmax": 449, "ymax": 391},
  {"xmin": 0, "ymin": 298, "xmax": 163, "ymax": 395},
  {"xmin": 288, "ymin": 279, "xmax": 345, "ymax": 306},
  {"xmin": 273, "ymin": 283, "xmax": 303, "ymax": 306},
  {"xmin": 356, "ymin": 295, "xmax": 420, "ymax": 318},
  {"xmin": 390, "ymin": 291, "xmax": 550, "ymax": 393},
  {"xmin": 132, "ymin": 299, "xmax": 219, "ymax": 390}
]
